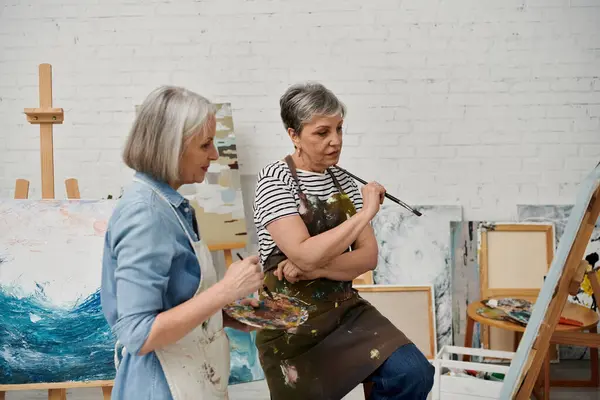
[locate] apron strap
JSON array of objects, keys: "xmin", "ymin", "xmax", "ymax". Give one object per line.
[{"xmin": 284, "ymin": 155, "xmax": 310, "ymax": 209}]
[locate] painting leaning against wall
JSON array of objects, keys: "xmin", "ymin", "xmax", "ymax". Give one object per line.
[
  {"xmin": 179, "ymin": 103, "xmax": 248, "ymax": 248},
  {"xmin": 0, "ymin": 199, "xmax": 262, "ymax": 386}
]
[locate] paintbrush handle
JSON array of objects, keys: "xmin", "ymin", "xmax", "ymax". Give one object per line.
[
  {"xmin": 335, "ymin": 166, "xmax": 422, "ymax": 217},
  {"xmin": 236, "ymin": 252, "xmax": 275, "ymax": 300}
]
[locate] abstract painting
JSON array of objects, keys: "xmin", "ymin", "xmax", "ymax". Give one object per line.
[
  {"xmin": 371, "ymin": 204, "xmax": 463, "ymax": 350},
  {"xmin": 450, "ymin": 221, "xmax": 482, "ymax": 350},
  {"xmin": 178, "ymin": 103, "xmax": 248, "ymax": 248},
  {"xmin": 517, "ymin": 204, "xmax": 600, "ymax": 360},
  {"xmin": 0, "ymin": 199, "xmax": 262, "ymax": 385}
]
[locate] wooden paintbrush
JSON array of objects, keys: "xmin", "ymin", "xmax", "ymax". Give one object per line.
[
  {"xmin": 334, "ymin": 165, "xmax": 423, "ymax": 217},
  {"xmin": 236, "ymin": 252, "xmax": 275, "ymax": 300}
]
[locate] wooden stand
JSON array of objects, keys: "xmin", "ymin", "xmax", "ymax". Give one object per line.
[
  {"xmin": 0, "ymin": 64, "xmax": 112, "ymax": 400},
  {"xmin": 511, "ymin": 184, "xmax": 600, "ymax": 399}
]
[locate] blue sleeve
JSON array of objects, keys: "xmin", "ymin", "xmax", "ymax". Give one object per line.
[{"xmin": 110, "ymin": 201, "xmax": 176, "ymax": 355}]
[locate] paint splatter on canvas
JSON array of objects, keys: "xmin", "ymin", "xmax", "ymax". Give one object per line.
[
  {"xmin": 179, "ymin": 103, "xmax": 248, "ymax": 248},
  {"xmin": 371, "ymin": 204, "xmax": 463, "ymax": 350},
  {"xmin": 0, "ymin": 200, "xmax": 262, "ymax": 385},
  {"xmin": 517, "ymin": 204, "xmax": 600, "ymax": 360}
]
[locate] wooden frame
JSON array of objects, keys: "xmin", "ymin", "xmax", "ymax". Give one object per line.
[
  {"xmin": 479, "ymin": 223, "xmax": 554, "ymax": 300},
  {"xmin": 355, "ymin": 285, "xmax": 436, "ymax": 359},
  {"xmin": 478, "ymin": 223, "xmax": 557, "ymax": 359}
]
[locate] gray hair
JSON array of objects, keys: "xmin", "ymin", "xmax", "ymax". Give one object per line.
[
  {"xmin": 123, "ymin": 85, "xmax": 216, "ymax": 184},
  {"xmin": 279, "ymin": 82, "xmax": 346, "ymax": 134}
]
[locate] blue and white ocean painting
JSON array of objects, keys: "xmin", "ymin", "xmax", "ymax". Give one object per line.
[{"xmin": 0, "ymin": 199, "xmax": 263, "ymax": 385}]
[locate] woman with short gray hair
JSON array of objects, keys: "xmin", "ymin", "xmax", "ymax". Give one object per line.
[
  {"xmin": 253, "ymin": 82, "xmax": 434, "ymax": 399},
  {"xmin": 101, "ymin": 85, "xmax": 264, "ymax": 400}
]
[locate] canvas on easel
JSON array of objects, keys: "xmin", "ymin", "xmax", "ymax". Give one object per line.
[
  {"xmin": 500, "ymin": 163, "xmax": 600, "ymax": 399},
  {"xmin": 432, "ymin": 164, "xmax": 600, "ymax": 400}
]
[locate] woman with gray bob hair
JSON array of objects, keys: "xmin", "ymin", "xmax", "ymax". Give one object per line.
[
  {"xmin": 253, "ymin": 81, "xmax": 434, "ymax": 399},
  {"xmin": 101, "ymin": 85, "xmax": 264, "ymax": 400}
]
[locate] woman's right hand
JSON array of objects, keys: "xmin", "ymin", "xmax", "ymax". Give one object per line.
[
  {"xmin": 221, "ymin": 255, "xmax": 264, "ymax": 301},
  {"xmin": 361, "ymin": 181, "xmax": 386, "ymax": 219}
]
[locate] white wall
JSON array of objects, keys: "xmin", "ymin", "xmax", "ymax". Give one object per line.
[{"xmin": 1, "ymin": 0, "xmax": 599, "ymax": 221}]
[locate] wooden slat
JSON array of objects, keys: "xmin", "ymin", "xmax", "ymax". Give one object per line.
[
  {"xmin": 224, "ymin": 249, "xmax": 233, "ymax": 267},
  {"xmin": 0, "ymin": 380, "xmax": 114, "ymax": 391},
  {"xmin": 14, "ymin": 179, "xmax": 29, "ymax": 199},
  {"xmin": 38, "ymin": 63, "xmax": 55, "ymax": 199},
  {"xmin": 48, "ymin": 389, "xmax": 66, "ymax": 400},
  {"xmin": 207, "ymin": 242, "xmax": 246, "ymax": 252},
  {"xmin": 65, "ymin": 178, "xmax": 81, "ymax": 199},
  {"xmin": 102, "ymin": 386, "xmax": 112, "ymax": 400},
  {"xmin": 569, "ymin": 260, "xmax": 589, "ymax": 295},
  {"xmin": 39, "ymin": 63, "xmax": 52, "ymax": 108}
]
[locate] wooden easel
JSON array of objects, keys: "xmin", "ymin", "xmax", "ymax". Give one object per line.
[
  {"xmin": 0, "ymin": 64, "xmax": 113, "ymax": 400},
  {"xmin": 511, "ymin": 184, "xmax": 600, "ymax": 399}
]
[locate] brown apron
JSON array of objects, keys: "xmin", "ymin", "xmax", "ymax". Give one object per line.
[{"xmin": 256, "ymin": 155, "xmax": 411, "ymax": 400}]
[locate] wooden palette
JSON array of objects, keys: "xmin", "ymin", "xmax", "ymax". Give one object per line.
[{"xmin": 223, "ymin": 293, "xmax": 309, "ymax": 330}]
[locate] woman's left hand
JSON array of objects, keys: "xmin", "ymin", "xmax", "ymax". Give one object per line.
[
  {"xmin": 276, "ymin": 260, "xmax": 321, "ymax": 283},
  {"xmin": 223, "ymin": 298, "xmax": 260, "ymax": 332}
]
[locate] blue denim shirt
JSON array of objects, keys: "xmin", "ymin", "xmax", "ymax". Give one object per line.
[{"xmin": 100, "ymin": 172, "xmax": 201, "ymax": 400}]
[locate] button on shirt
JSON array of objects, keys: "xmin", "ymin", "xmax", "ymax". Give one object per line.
[{"xmin": 100, "ymin": 172, "xmax": 201, "ymax": 400}]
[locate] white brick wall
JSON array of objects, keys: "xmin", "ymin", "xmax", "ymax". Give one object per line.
[{"xmin": 1, "ymin": 0, "xmax": 599, "ymax": 221}]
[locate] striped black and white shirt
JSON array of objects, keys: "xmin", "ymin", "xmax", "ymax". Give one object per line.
[{"xmin": 253, "ymin": 160, "xmax": 363, "ymax": 264}]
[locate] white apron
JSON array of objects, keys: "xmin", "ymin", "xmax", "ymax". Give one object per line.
[{"xmin": 114, "ymin": 178, "xmax": 230, "ymax": 400}]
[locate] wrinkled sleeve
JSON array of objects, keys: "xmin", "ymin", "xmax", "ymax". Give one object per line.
[{"xmin": 110, "ymin": 201, "xmax": 176, "ymax": 355}]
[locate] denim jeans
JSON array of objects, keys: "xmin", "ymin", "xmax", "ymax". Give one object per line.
[{"xmin": 367, "ymin": 343, "xmax": 435, "ymax": 400}]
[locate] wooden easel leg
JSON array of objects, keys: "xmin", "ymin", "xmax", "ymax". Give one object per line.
[
  {"xmin": 14, "ymin": 179, "xmax": 29, "ymax": 199},
  {"xmin": 515, "ymin": 186, "xmax": 600, "ymax": 399},
  {"xmin": 65, "ymin": 178, "xmax": 80, "ymax": 199},
  {"xmin": 543, "ymin": 353, "xmax": 550, "ymax": 399},
  {"xmin": 102, "ymin": 385, "xmax": 112, "ymax": 400},
  {"xmin": 224, "ymin": 249, "xmax": 233, "ymax": 267},
  {"xmin": 48, "ymin": 388, "xmax": 66, "ymax": 400},
  {"xmin": 591, "ymin": 326, "xmax": 599, "ymax": 387},
  {"xmin": 0, "ymin": 390, "xmax": 5, "ymax": 400}
]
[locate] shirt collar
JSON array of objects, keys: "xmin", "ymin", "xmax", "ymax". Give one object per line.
[{"xmin": 134, "ymin": 172, "xmax": 186, "ymax": 208}]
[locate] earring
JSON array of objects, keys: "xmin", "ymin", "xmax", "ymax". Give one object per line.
[{"xmin": 297, "ymin": 147, "xmax": 302, "ymax": 157}]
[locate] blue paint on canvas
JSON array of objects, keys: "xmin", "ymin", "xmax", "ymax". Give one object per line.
[
  {"xmin": 0, "ymin": 287, "xmax": 115, "ymax": 383},
  {"xmin": 0, "ymin": 199, "xmax": 264, "ymax": 386},
  {"xmin": 226, "ymin": 328, "xmax": 265, "ymax": 385}
]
